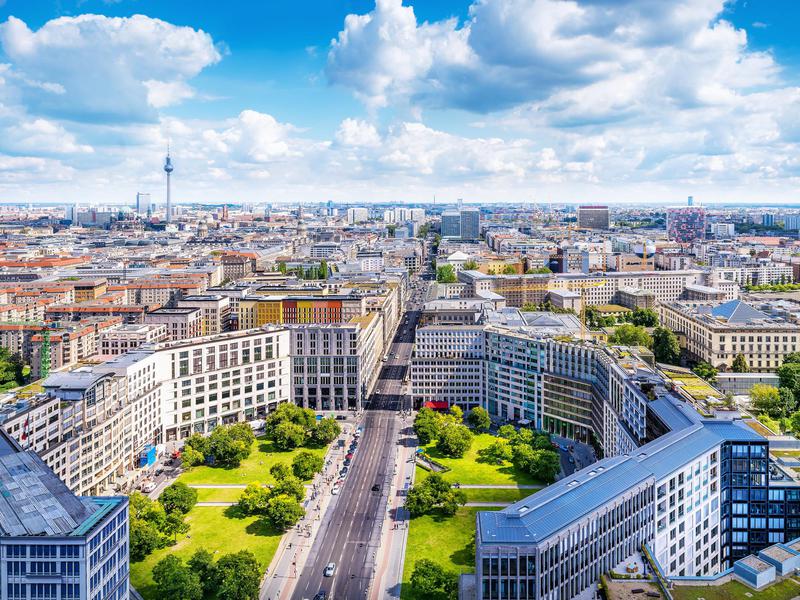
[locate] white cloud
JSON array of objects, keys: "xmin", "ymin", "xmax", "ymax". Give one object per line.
[
  {"xmin": 334, "ymin": 118, "xmax": 381, "ymax": 147},
  {"xmin": 0, "ymin": 14, "xmax": 220, "ymax": 122}
]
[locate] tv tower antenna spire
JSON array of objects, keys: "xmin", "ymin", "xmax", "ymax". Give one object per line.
[{"xmin": 164, "ymin": 144, "xmax": 174, "ymax": 224}]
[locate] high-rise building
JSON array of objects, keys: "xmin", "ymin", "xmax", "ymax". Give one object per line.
[
  {"xmin": 460, "ymin": 207, "xmax": 481, "ymax": 239},
  {"xmin": 135, "ymin": 192, "xmax": 150, "ymax": 215},
  {"xmin": 667, "ymin": 207, "xmax": 706, "ymax": 243},
  {"xmin": 784, "ymin": 214, "xmax": 800, "ymax": 230},
  {"xmin": 0, "ymin": 430, "xmax": 130, "ymax": 600},
  {"xmin": 441, "ymin": 210, "xmax": 461, "ymax": 238},
  {"xmin": 346, "ymin": 207, "xmax": 369, "ymax": 224},
  {"xmin": 688, "ymin": 195, "xmax": 694, "ymax": 206},
  {"xmin": 577, "ymin": 205, "xmax": 610, "ymax": 229},
  {"xmin": 763, "ymin": 213, "xmax": 775, "ymax": 227}
]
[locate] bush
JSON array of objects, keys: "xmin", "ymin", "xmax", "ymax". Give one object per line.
[
  {"xmin": 405, "ymin": 473, "xmax": 467, "ymax": 517},
  {"xmin": 436, "ymin": 424, "xmax": 473, "ymax": 458}
]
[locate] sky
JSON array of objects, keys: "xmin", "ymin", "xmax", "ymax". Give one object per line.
[{"xmin": 1, "ymin": 0, "xmax": 800, "ymax": 206}]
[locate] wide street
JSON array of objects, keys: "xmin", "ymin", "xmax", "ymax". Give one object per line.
[{"xmin": 291, "ymin": 275, "xmax": 429, "ymax": 600}]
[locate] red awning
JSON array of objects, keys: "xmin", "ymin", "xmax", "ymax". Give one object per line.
[{"xmin": 423, "ymin": 401, "xmax": 449, "ymax": 410}]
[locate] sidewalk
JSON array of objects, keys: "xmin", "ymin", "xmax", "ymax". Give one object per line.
[
  {"xmin": 260, "ymin": 426, "xmax": 354, "ymax": 600},
  {"xmin": 370, "ymin": 420, "xmax": 416, "ymax": 600}
]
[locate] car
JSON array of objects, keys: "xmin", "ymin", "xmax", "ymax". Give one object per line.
[
  {"xmin": 154, "ymin": 468, "xmax": 164, "ymax": 476},
  {"xmin": 346, "ymin": 452, "xmax": 354, "ymax": 459},
  {"xmin": 331, "ymin": 486, "xmax": 340, "ymax": 496},
  {"xmin": 324, "ymin": 563, "xmax": 336, "ymax": 577},
  {"xmin": 343, "ymin": 459, "xmax": 351, "ymax": 466},
  {"xmin": 371, "ymin": 483, "xmax": 380, "ymax": 492},
  {"xmin": 335, "ymin": 415, "xmax": 347, "ymax": 421},
  {"xmin": 140, "ymin": 481, "xmax": 156, "ymax": 493},
  {"xmin": 314, "ymin": 592, "xmax": 327, "ymax": 600}
]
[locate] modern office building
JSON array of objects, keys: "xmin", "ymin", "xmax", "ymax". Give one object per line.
[
  {"xmin": 577, "ymin": 205, "xmax": 610, "ymax": 229},
  {"xmin": 0, "ymin": 430, "xmax": 130, "ymax": 600},
  {"xmin": 135, "ymin": 192, "xmax": 150, "ymax": 215},
  {"xmin": 144, "ymin": 307, "xmax": 202, "ymax": 341},
  {"xmin": 288, "ymin": 312, "xmax": 384, "ymax": 411},
  {"xmin": 667, "ymin": 207, "xmax": 707, "ymax": 243},
  {"xmin": 441, "ymin": 210, "xmax": 461, "ymax": 238},
  {"xmin": 763, "ymin": 213, "xmax": 775, "ymax": 227},
  {"xmin": 461, "ymin": 323, "xmax": 800, "ymax": 599},
  {"xmin": 783, "ymin": 214, "xmax": 800, "ymax": 231},
  {"xmin": 460, "ymin": 208, "xmax": 481, "ymax": 240}
]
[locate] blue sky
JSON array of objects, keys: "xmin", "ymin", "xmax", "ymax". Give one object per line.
[{"xmin": 1, "ymin": 0, "xmax": 800, "ymax": 205}]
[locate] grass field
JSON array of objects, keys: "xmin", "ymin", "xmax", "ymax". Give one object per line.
[
  {"xmin": 178, "ymin": 437, "xmax": 326, "ymax": 486},
  {"xmin": 193, "ymin": 487, "xmax": 245, "ymax": 503},
  {"xmin": 462, "ymin": 487, "xmax": 535, "ymax": 504},
  {"xmin": 401, "ymin": 507, "xmax": 494, "ymax": 600},
  {"xmin": 130, "ymin": 505, "xmax": 282, "ymax": 599},
  {"xmin": 672, "ymin": 579, "xmax": 800, "ymax": 600},
  {"xmin": 418, "ymin": 433, "xmax": 541, "ymax": 486}
]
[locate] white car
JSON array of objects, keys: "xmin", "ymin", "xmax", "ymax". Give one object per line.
[
  {"xmin": 332, "ymin": 486, "xmax": 340, "ymax": 496},
  {"xmin": 324, "ymin": 563, "xmax": 336, "ymax": 577}
]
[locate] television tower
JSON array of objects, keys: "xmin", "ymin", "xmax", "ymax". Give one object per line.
[{"xmin": 164, "ymin": 146, "xmax": 174, "ymax": 223}]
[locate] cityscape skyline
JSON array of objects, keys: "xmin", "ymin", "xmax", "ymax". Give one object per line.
[{"xmin": 1, "ymin": 0, "xmax": 800, "ymax": 205}]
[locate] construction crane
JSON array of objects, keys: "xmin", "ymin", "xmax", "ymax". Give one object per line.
[{"xmin": 490, "ymin": 279, "xmax": 608, "ymax": 340}]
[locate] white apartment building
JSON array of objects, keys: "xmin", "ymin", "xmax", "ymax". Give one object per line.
[
  {"xmin": 346, "ymin": 207, "xmax": 369, "ymax": 224},
  {"xmin": 1, "ymin": 326, "xmax": 291, "ymax": 495}
]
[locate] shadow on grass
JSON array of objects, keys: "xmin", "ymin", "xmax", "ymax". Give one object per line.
[
  {"xmin": 223, "ymin": 504, "xmax": 248, "ymax": 520},
  {"xmin": 245, "ymin": 518, "xmax": 282, "ymax": 538}
]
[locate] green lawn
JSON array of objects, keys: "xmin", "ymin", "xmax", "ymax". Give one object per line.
[
  {"xmin": 672, "ymin": 579, "xmax": 800, "ymax": 600},
  {"xmin": 401, "ymin": 507, "xmax": 494, "ymax": 600},
  {"xmin": 417, "ymin": 433, "xmax": 541, "ymax": 486},
  {"xmin": 193, "ymin": 487, "xmax": 245, "ymax": 503},
  {"xmin": 130, "ymin": 506, "xmax": 282, "ymax": 599},
  {"xmin": 178, "ymin": 437, "xmax": 326, "ymax": 486},
  {"xmin": 462, "ymin": 487, "xmax": 535, "ymax": 504}
]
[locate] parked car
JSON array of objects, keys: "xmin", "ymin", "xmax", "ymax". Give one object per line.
[{"xmin": 331, "ymin": 486, "xmax": 340, "ymax": 496}]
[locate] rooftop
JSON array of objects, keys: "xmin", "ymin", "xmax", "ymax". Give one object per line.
[{"xmin": 0, "ymin": 448, "xmax": 98, "ymax": 537}]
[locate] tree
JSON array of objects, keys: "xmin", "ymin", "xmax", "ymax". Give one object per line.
[
  {"xmin": 207, "ymin": 427, "xmax": 250, "ymax": 467},
  {"xmin": 781, "ymin": 387, "xmax": 798, "ymax": 417},
  {"xmin": 732, "ymin": 354, "xmax": 750, "ymax": 373},
  {"xmin": 497, "ymin": 424, "xmax": 517, "ymax": 439},
  {"xmin": 479, "ymin": 439, "xmax": 513, "ymax": 464},
  {"xmin": 405, "ymin": 473, "xmax": 467, "ymax": 517},
  {"xmin": 609, "ymin": 324, "xmax": 653, "ymax": 348},
  {"xmin": 152, "ymin": 555, "xmax": 203, "ymax": 600},
  {"xmin": 783, "ymin": 352, "xmax": 800, "ymax": 365},
  {"xmin": 271, "ymin": 473, "xmax": 306, "ymax": 502},
  {"xmin": 319, "ymin": 260, "xmax": 328, "ymax": 279},
  {"xmin": 502, "ymin": 264, "xmax": 517, "ymax": 274},
  {"xmin": 463, "ymin": 259, "xmax": 478, "ymax": 270},
  {"xmin": 181, "ymin": 446, "xmax": 205, "ymax": 467},
  {"xmin": 272, "ymin": 421, "xmax": 307, "ymax": 450},
  {"xmin": 448, "ymin": 405, "xmax": 464, "ymax": 422},
  {"xmin": 215, "ymin": 551, "xmax": 262, "ymax": 600},
  {"xmin": 757, "ymin": 413, "xmax": 781, "ymax": 434},
  {"xmin": 511, "ymin": 443, "xmax": 535, "ymax": 473},
  {"xmin": 778, "ymin": 363, "xmax": 800, "ymax": 397},
  {"xmin": 183, "ymin": 432, "xmax": 210, "ymax": 457},
  {"xmin": 311, "ymin": 417, "xmax": 341, "ymax": 446},
  {"xmin": 238, "ymin": 484, "xmax": 271, "ymax": 515},
  {"xmin": 159, "ymin": 482, "xmax": 197, "ymax": 515},
  {"xmin": 414, "ymin": 408, "xmax": 443, "ymax": 445},
  {"xmin": 530, "ymin": 449, "xmax": 561, "ymax": 483},
  {"xmin": 163, "ymin": 510, "xmax": 190, "ymax": 542},
  {"xmin": 292, "ymin": 450, "xmax": 324, "ymax": 480},
  {"xmin": 436, "ymin": 424, "xmax": 473, "ymax": 458},
  {"xmin": 527, "ymin": 266, "xmax": 552, "ymax": 274},
  {"xmin": 751, "ymin": 384, "xmax": 784, "ymax": 418},
  {"xmin": 265, "ymin": 493, "xmax": 306, "ymax": 530},
  {"xmin": 436, "ymin": 264, "xmax": 457, "ymax": 283},
  {"xmin": 130, "ymin": 518, "xmax": 163, "ymax": 561},
  {"xmin": 693, "ymin": 362, "xmax": 718, "ymax": 384},
  {"xmin": 467, "ymin": 407, "xmax": 491, "ymax": 432},
  {"xmin": 652, "ymin": 327, "xmax": 681, "ymax": 364},
  {"xmin": 789, "ymin": 410, "xmax": 800, "ymax": 434},
  {"xmin": 410, "ymin": 559, "xmax": 458, "ymax": 600},
  {"xmin": 187, "ymin": 548, "xmax": 218, "ymax": 596},
  {"xmin": 630, "ymin": 308, "xmax": 659, "ymax": 327}
]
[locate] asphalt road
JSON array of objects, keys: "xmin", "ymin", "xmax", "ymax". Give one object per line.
[{"xmin": 293, "ymin": 281, "xmax": 427, "ymax": 600}]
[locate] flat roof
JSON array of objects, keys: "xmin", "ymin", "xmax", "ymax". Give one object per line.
[{"xmin": 0, "ymin": 452, "xmax": 98, "ymax": 537}]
